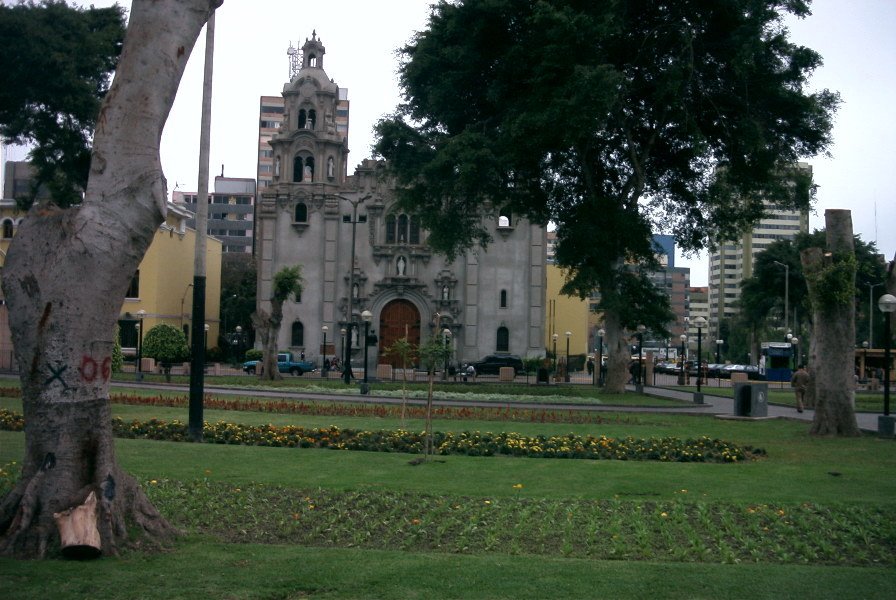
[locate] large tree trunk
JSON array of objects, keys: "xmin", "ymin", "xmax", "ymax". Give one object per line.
[
  {"xmin": 802, "ymin": 209, "xmax": 860, "ymax": 436},
  {"xmin": 0, "ymin": 0, "xmax": 221, "ymax": 558},
  {"xmin": 602, "ymin": 309, "xmax": 631, "ymax": 393}
]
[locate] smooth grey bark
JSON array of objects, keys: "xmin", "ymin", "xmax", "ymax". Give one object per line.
[{"xmin": 0, "ymin": 0, "xmax": 222, "ymax": 558}]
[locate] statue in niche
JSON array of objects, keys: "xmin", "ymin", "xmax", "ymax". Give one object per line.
[
  {"xmin": 304, "ymin": 164, "xmax": 312, "ymax": 181},
  {"xmin": 396, "ymin": 256, "xmax": 406, "ymax": 276},
  {"xmin": 352, "ymin": 283, "xmax": 359, "ymax": 298},
  {"xmin": 442, "ymin": 285, "xmax": 449, "ymax": 300},
  {"xmin": 274, "ymin": 156, "xmax": 280, "ymax": 178},
  {"xmin": 327, "ymin": 156, "xmax": 335, "ymax": 179}
]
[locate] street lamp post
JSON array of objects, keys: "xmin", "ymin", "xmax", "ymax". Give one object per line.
[
  {"xmin": 564, "ymin": 331, "xmax": 572, "ymax": 383},
  {"xmin": 321, "ymin": 325, "xmax": 329, "ymax": 377},
  {"xmin": 678, "ymin": 333, "xmax": 687, "ymax": 385},
  {"xmin": 338, "ymin": 194, "xmax": 371, "ymax": 385},
  {"xmin": 595, "ymin": 328, "xmax": 605, "ymax": 386},
  {"xmin": 773, "ymin": 260, "xmax": 789, "ymax": 334},
  {"xmin": 862, "ymin": 340, "xmax": 869, "ymax": 382},
  {"xmin": 786, "ymin": 332, "xmax": 794, "ymax": 369},
  {"xmin": 135, "ymin": 308, "xmax": 145, "ymax": 380},
  {"xmin": 204, "ymin": 323, "xmax": 209, "ymax": 353},
  {"xmin": 716, "ymin": 339, "xmax": 724, "ymax": 385},
  {"xmin": 877, "ymin": 294, "xmax": 896, "ymax": 437},
  {"xmin": 442, "ymin": 328, "xmax": 452, "ymax": 381},
  {"xmin": 552, "ymin": 333, "xmax": 558, "ymax": 378},
  {"xmin": 340, "ymin": 328, "xmax": 347, "ymax": 375},
  {"xmin": 693, "ymin": 316, "xmax": 707, "ymax": 402},
  {"xmin": 233, "ymin": 325, "xmax": 244, "ymax": 367},
  {"xmin": 636, "ymin": 324, "xmax": 646, "ymax": 392},
  {"xmin": 791, "ymin": 337, "xmax": 800, "ymax": 368},
  {"xmin": 360, "ymin": 310, "xmax": 372, "ymax": 394}
]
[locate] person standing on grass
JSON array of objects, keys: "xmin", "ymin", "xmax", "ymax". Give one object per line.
[{"xmin": 791, "ymin": 364, "xmax": 810, "ymax": 413}]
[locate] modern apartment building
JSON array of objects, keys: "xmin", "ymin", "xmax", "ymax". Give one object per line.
[
  {"xmin": 707, "ymin": 164, "xmax": 811, "ymax": 338},
  {"xmin": 174, "ymin": 175, "xmax": 256, "ymax": 253}
]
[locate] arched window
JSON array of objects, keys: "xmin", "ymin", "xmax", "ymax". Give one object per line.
[
  {"xmin": 496, "ymin": 327, "xmax": 510, "ymax": 352},
  {"xmin": 397, "ymin": 215, "xmax": 408, "ymax": 243},
  {"xmin": 500, "ymin": 289, "xmax": 508, "ymax": 308},
  {"xmin": 307, "ymin": 109, "xmax": 317, "ymax": 129},
  {"xmin": 385, "ymin": 215, "xmax": 396, "ymax": 244},
  {"xmin": 292, "ymin": 156, "xmax": 303, "ymax": 182},
  {"xmin": 291, "ymin": 321, "xmax": 305, "ymax": 346},
  {"xmin": 2, "ymin": 219, "xmax": 13, "ymax": 238},
  {"xmin": 409, "ymin": 217, "xmax": 420, "ymax": 244},
  {"xmin": 298, "ymin": 109, "xmax": 307, "ymax": 129},
  {"xmin": 294, "ymin": 202, "xmax": 308, "ymax": 223}
]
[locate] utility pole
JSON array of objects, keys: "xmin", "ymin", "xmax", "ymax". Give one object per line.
[{"xmin": 189, "ymin": 10, "xmax": 215, "ymax": 442}]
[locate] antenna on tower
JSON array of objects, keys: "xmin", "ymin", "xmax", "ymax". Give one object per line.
[{"xmin": 287, "ymin": 41, "xmax": 300, "ymax": 80}]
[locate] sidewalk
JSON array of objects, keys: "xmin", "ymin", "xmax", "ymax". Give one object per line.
[{"xmin": 636, "ymin": 383, "xmax": 882, "ymax": 433}]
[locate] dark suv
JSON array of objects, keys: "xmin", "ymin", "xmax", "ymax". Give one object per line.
[{"xmin": 471, "ymin": 354, "xmax": 525, "ymax": 375}]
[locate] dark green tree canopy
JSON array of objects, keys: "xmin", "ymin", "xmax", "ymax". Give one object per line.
[
  {"xmin": 375, "ymin": 0, "xmax": 838, "ymax": 295},
  {"xmin": 739, "ymin": 230, "xmax": 885, "ymax": 343},
  {"xmin": 0, "ymin": 0, "xmax": 125, "ymax": 208}
]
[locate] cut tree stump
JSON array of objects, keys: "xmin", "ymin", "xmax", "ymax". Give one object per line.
[{"xmin": 53, "ymin": 491, "xmax": 101, "ymax": 559}]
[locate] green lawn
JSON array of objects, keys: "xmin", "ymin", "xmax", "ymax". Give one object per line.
[{"xmin": 1, "ymin": 384, "xmax": 895, "ymax": 599}]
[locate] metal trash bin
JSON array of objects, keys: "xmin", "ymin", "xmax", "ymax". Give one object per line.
[{"xmin": 733, "ymin": 382, "xmax": 768, "ymax": 417}]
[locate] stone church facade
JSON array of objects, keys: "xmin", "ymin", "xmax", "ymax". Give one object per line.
[{"xmin": 256, "ymin": 33, "xmax": 546, "ymax": 370}]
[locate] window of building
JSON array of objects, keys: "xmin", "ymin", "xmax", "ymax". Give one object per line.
[
  {"xmin": 385, "ymin": 214, "xmax": 396, "ymax": 244},
  {"xmin": 125, "ymin": 271, "xmax": 139, "ymax": 299},
  {"xmin": 384, "ymin": 213, "xmax": 420, "ymax": 245},
  {"xmin": 500, "ymin": 289, "xmax": 508, "ymax": 308},
  {"xmin": 291, "ymin": 321, "xmax": 304, "ymax": 346},
  {"xmin": 2, "ymin": 219, "xmax": 13, "ymax": 238},
  {"xmin": 294, "ymin": 203, "xmax": 308, "ymax": 223},
  {"xmin": 496, "ymin": 326, "xmax": 510, "ymax": 352},
  {"xmin": 498, "ymin": 208, "xmax": 512, "ymax": 228}
]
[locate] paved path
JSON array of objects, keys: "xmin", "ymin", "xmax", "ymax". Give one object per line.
[{"xmin": 109, "ymin": 378, "xmax": 884, "ymax": 434}]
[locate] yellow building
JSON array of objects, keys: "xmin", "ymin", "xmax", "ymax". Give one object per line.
[
  {"xmin": 545, "ymin": 264, "xmax": 591, "ymax": 357},
  {"xmin": 117, "ymin": 203, "xmax": 222, "ymax": 357},
  {"xmin": 0, "ymin": 195, "xmax": 222, "ymax": 368}
]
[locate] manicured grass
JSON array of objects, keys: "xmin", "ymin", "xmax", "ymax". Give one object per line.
[
  {"xmin": 2, "ymin": 538, "xmax": 893, "ymax": 600},
  {"xmin": 2, "ymin": 381, "xmax": 896, "ymax": 599}
]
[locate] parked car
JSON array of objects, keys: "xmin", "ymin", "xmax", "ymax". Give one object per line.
[
  {"xmin": 723, "ymin": 364, "xmax": 765, "ymax": 380},
  {"xmin": 471, "ymin": 354, "xmax": 525, "ymax": 375},
  {"xmin": 243, "ymin": 352, "xmax": 315, "ymax": 376}
]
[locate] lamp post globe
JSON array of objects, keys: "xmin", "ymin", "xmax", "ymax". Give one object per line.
[{"xmin": 877, "ymin": 294, "xmax": 896, "ymax": 430}]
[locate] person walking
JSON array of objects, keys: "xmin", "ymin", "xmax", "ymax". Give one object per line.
[{"xmin": 791, "ymin": 364, "xmax": 810, "ymax": 413}]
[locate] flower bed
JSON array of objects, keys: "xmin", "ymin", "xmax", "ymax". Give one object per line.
[{"xmin": 0, "ymin": 409, "xmax": 764, "ymax": 462}]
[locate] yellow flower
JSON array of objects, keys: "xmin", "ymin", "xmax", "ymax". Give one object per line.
[
  {"xmin": 149, "ymin": 479, "xmax": 158, "ymax": 485},
  {"xmin": 512, "ymin": 483, "xmax": 524, "ymax": 489},
  {"xmin": 484, "ymin": 500, "xmax": 491, "ymax": 505},
  {"xmin": 660, "ymin": 512, "xmax": 668, "ymax": 518},
  {"xmin": 411, "ymin": 518, "xmax": 421, "ymax": 525}
]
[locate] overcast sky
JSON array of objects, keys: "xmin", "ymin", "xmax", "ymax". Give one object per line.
[{"xmin": 8, "ymin": 0, "xmax": 895, "ymax": 286}]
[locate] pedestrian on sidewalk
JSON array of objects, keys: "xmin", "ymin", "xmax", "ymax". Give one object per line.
[{"xmin": 790, "ymin": 364, "xmax": 810, "ymax": 413}]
